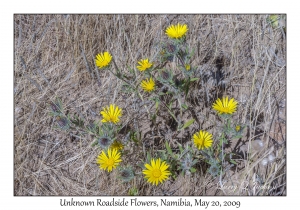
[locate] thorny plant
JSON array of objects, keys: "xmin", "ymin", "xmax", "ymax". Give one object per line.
[{"xmin": 48, "ymin": 23, "xmax": 246, "ymax": 189}]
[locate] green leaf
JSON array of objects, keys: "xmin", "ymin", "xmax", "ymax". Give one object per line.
[
  {"xmin": 128, "ymin": 187, "xmax": 139, "ymax": 196},
  {"xmin": 184, "ymin": 79, "xmax": 190, "ymax": 97},
  {"xmin": 190, "ymin": 77, "xmax": 199, "ymax": 82},
  {"xmin": 128, "ymin": 66, "xmax": 134, "ymax": 74},
  {"xmin": 168, "ymin": 101, "xmax": 173, "ymax": 109},
  {"xmin": 165, "ymin": 141, "xmax": 173, "ymax": 157},
  {"xmin": 230, "ymin": 159, "xmax": 238, "ymax": 165},
  {"xmin": 158, "ymin": 150, "xmax": 167, "ymax": 161},
  {"xmin": 179, "ymin": 119, "xmax": 195, "ymax": 130},
  {"xmin": 190, "ymin": 167, "xmax": 197, "ymax": 173},
  {"xmin": 192, "ymin": 159, "xmax": 198, "ymax": 165},
  {"xmin": 178, "ymin": 144, "xmax": 184, "ymax": 153},
  {"xmin": 151, "ymin": 114, "xmax": 156, "ymax": 121},
  {"xmin": 167, "ymin": 109, "xmax": 177, "ymax": 123},
  {"xmin": 146, "ymin": 152, "xmax": 152, "ymax": 163},
  {"xmin": 155, "ymin": 100, "xmax": 160, "ymax": 110},
  {"xmin": 233, "ymin": 134, "xmax": 243, "ymax": 139},
  {"xmin": 71, "ymin": 115, "xmax": 84, "ymax": 128},
  {"xmin": 91, "ymin": 140, "xmax": 98, "ymax": 147},
  {"xmin": 136, "ymin": 162, "xmax": 145, "ymax": 169},
  {"xmin": 181, "ymin": 104, "xmax": 188, "ymax": 110},
  {"xmin": 130, "ymin": 131, "xmax": 139, "ymax": 143},
  {"xmin": 190, "ymin": 48, "xmax": 195, "ymax": 57}
]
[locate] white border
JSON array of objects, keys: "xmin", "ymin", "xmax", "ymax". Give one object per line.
[{"xmin": 2, "ymin": 0, "xmax": 297, "ymax": 209}]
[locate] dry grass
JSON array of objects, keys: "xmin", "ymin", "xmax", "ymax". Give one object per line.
[{"xmin": 14, "ymin": 14, "xmax": 286, "ymax": 196}]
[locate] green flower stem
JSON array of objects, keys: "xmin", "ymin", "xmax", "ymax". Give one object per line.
[
  {"xmin": 226, "ymin": 118, "xmax": 231, "ymax": 132},
  {"xmin": 176, "ymin": 54, "xmax": 186, "ymax": 69},
  {"xmin": 153, "ymin": 93, "xmax": 179, "ymax": 124},
  {"xmin": 111, "ymin": 57, "xmax": 121, "ymax": 75},
  {"xmin": 218, "ymin": 132, "xmax": 225, "ymax": 185},
  {"xmin": 107, "ymin": 69, "xmax": 133, "ymax": 89}
]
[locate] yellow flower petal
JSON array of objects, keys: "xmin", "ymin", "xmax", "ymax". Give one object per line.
[
  {"xmin": 137, "ymin": 59, "xmax": 153, "ymax": 71},
  {"xmin": 165, "ymin": 23, "xmax": 188, "ymax": 39},
  {"xmin": 212, "ymin": 96, "xmax": 238, "ymax": 115},
  {"xmin": 192, "ymin": 130, "xmax": 213, "ymax": 150},
  {"xmin": 95, "ymin": 52, "xmax": 112, "ymax": 69},
  {"xmin": 96, "ymin": 148, "xmax": 122, "ymax": 172},
  {"xmin": 141, "ymin": 77, "xmax": 155, "ymax": 92},
  {"xmin": 143, "ymin": 158, "xmax": 170, "ymax": 185},
  {"xmin": 100, "ymin": 104, "xmax": 122, "ymax": 124}
]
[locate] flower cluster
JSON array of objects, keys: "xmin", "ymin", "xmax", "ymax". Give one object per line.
[
  {"xmin": 96, "ymin": 104, "xmax": 130, "ymax": 182},
  {"xmin": 89, "ymin": 23, "xmax": 243, "ymax": 186},
  {"xmin": 52, "ymin": 22, "xmax": 244, "ymax": 189}
]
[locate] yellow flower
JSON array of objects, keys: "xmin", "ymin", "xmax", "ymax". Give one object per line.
[
  {"xmin": 100, "ymin": 104, "xmax": 122, "ymax": 124},
  {"xmin": 185, "ymin": 64, "xmax": 191, "ymax": 71},
  {"xmin": 192, "ymin": 130, "xmax": 213, "ymax": 150},
  {"xmin": 110, "ymin": 140, "xmax": 124, "ymax": 151},
  {"xmin": 212, "ymin": 96, "xmax": 238, "ymax": 115},
  {"xmin": 137, "ymin": 59, "xmax": 153, "ymax": 71},
  {"xmin": 95, "ymin": 52, "xmax": 112, "ymax": 69},
  {"xmin": 96, "ymin": 148, "xmax": 122, "ymax": 172},
  {"xmin": 165, "ymin": 23, "xmax": 188, "ymax": 39},
  {"xmin": 141, "ymin": 77, "xmax": 155, "ymax": 92},
  {"xmin": 143, "ymin": 158, "xmax": 171, "ymax": 186},
  {"xmin": 235, "ymin": 125, "xmax": 241, "ymax": 132}
]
